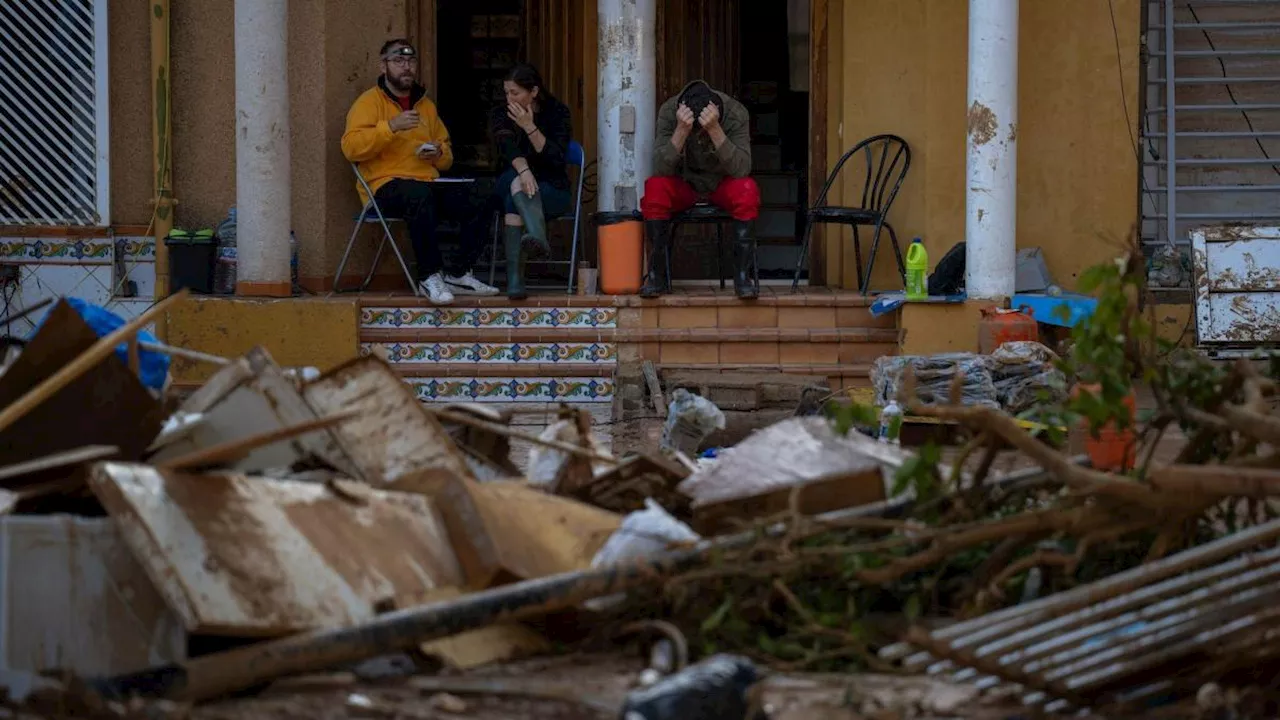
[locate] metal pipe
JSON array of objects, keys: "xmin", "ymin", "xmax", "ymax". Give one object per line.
[
  {"xmin": 234, "ymin": 0, "xmax": 292, "ymax": 296},
  {"xmin": 597, "ymin": 0, "xmax": 657, "ymax": 212},
  {"xmin": 964, "ymin": 0, "xmax": 1019, "ymax": 300}
]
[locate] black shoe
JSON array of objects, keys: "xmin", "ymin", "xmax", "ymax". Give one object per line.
[
  {"xmin": 732, "ymin": 220, "xmax": 759, "ymax": 300},
  {"xmin": 640, "ymin": 219, "xmax": 672, "ymax": 299}
]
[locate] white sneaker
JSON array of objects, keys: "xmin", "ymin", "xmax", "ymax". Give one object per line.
[
  {"xmin": 445, "ymin": 270, "xmax": 500, "ymax": 296},
  {"xmin": 420, "ymin": 273, "xmax": 454, "ymax": 305}
]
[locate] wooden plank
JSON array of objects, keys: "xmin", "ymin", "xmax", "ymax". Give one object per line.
[
  {"xmin": 396, "ymin": 473, "xmax": 619, "ymax": 589},
  {"xmin": 0, "ymin": 445, "xmax": 118, "ymax": 487},
  {"xmin": 304, "ymin": 356, "xmax": 473, "ymax": 486},
  {"xmin": 150, "ymin": 348, "xmax": 356, "ymax": 477},
  {"xmin": 404, "ymin": 587, "xmax": 550, "ymax": 670},
  {"xmin": 0, "ymin": 301, "xmax": 163, "ymax": 466},
  {"xmin": 0, "ymin": 515, "xmax": 186, "ymax": 675},
  {"xmin": 91, "ymin": 463, "xmax": 465, "ymax": 636}
]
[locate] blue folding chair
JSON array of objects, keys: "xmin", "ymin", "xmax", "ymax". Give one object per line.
[
  {"xmin": 487, "ymin": 140, "xmax": 587, "ymax": 294},
  {"xmin": 332, "ymin": 163, "xmax": 421, "ymax": 296}
]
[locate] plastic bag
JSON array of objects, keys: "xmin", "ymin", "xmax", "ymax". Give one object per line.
[
  {"xmin": 871, "ymin": 354, "xmax": 999, "ymax": 409},
  {"xmin": 587, "ymin": 499, "xmax": 700, "ymax": 611},
  {"xmin": 988, "ymin": 341, "xmax": 1065, "ymax": 413},
  {"xmin": 620, "ymin": 654, "xmax": 763, "ymax": 720},
  {"xmin": 31, "ymin": 298, "xmax": 171, "ymax": 392},
  {"xmin": 661, "ymin": 388, "xmax": 726, "ymax": 455}
]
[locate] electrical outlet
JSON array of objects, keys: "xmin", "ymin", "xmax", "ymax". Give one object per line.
[{"xmin": 0, "ymin": 264, "xmax": 19, "ymax": 285}]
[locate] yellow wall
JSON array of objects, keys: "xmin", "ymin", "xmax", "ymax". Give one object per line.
[
  {"xmin": 828, "ymin": 0, "xmax": 1141, "ymax": 292},
  {"xmin": 164, "ymin": 297, "xmax": 359, "ymax": 386}
]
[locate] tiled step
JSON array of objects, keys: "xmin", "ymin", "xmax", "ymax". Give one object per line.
[
  {"xmin": 360, "ymin": 304, "xmax": 618, "ymax": 330},
  {"xmin": 402, "ymin": 375, "xmax": 614, "ymax": 404},
  {"xmin": 360, "ymin": 340, "xmax": 617, "ymax": 365},
  {"xmin": 656, "ymin": 362, "xmax": 878, "ymax": 388}
]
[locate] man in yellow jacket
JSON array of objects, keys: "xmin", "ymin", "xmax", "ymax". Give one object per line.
[{"xmin": 342, "ymin": 39, "xmax": 498, "ymax": 303}]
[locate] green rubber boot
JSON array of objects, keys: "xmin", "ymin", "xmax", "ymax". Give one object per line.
[
  {"xmin": 510, "ymin": 191, "xmax": 549, "ymax": 257},
  {"xmin": 504, "ymin": 224, "xmax": 528, "ymax": 300}
]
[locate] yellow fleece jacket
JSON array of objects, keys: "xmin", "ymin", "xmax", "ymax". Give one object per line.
[{"xmin": 341, "ymin": 82, "xmax": 454, "ymax": 203}]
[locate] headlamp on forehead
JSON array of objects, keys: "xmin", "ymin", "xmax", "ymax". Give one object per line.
[{"xmin": 383, "ymin": 45, "xmax": 417, "ymax": 61}]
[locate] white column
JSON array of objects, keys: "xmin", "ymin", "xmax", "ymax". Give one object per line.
[
  {"xmin": 964, "ymin": 0, "xmax": 1018, "ymax": 300},
  {"xmin": 598, "ymin": 0, "xmax": 657, "ymax": 212},
  {"xmin": 234, "ymin": 0, "xmax": 291, "ymax": 295}
]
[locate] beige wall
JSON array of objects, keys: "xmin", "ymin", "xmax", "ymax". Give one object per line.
[
  {"xmin": 141, "ymin": 0, "xmax": 408, "ymax": 288},
  {"xmin": 826, "ymin": 0, "xmax": 1141, "ymax": 292},
  {"xmin": 107, "ymin": 1, "xmax": 154, "ymax": 227}
]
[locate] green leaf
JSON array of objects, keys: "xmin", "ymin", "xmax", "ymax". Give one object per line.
[
  {"xmin": 700, "ymin": 597, "xmax": 733, "ymax": 633},
  {"xmin": 904, "ymin": 593, "xmax": 923, "ymax": 621}
]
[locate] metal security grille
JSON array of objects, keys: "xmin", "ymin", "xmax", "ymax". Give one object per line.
[
  {"xmin": 0, "ymin": 0, "xmax": 110, "ymax": 226},
  {"xmin": 1141, "ymin": 0, "xmax": 1280, "ymax": 252}
]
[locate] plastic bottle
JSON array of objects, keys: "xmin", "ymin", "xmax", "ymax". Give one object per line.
[
  {"xmin": 905, "ymin": 237, "xmax": 929, "ymax": 300},
  {"xmin": 878, "ymin": 400, "xmax": 903, "ymax": 445}
]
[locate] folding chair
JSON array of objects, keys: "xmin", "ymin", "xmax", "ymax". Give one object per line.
[
  {"xmin": 488, "ymin": 140, "xmax": 587, "ymax": 294},
  {"xmin": 792, "ymin": 134, "xmax": 911, "ymax": 295},
  {"xmin": 332, "ymin": 163, "xmax": 421, "ymax": 296}
]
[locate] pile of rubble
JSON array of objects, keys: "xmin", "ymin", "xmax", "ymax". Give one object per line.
[{"xmin": 3, "ymin": 291, "xmax": 1280, "ymax": 719}]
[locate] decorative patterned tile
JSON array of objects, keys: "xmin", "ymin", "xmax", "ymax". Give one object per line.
[
  {"xmin": 362, "ymin": 341, "xmax": 617, "ymax": 364},
  {"xmin": 0, "ymin": 237, "xmax": 113, "ymax": 265},
  {"xmin": 360, "ymin": 306, "xmax": 618, "ymax": 330},
  {"xmin": 117, "ymin": 237, "xmax": 156, "ymax": 261},
  {"xmin": 404, "ymin": 377, "xmax": 615, "ymax": 403}
]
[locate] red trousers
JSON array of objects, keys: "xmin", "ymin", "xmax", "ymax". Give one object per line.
[{"xmin": 640, "ymin": 175, "xmax": 761, "ymax": 222}]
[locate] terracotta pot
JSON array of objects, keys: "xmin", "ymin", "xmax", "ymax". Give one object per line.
[{"xmin": 1071, "ymin": 383, "xmax": 1137, "ymax": 472}]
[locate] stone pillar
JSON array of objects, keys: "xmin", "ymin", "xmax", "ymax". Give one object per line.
[
  {"xmin": 235, "ymin": 0, "xmax": 292, "ymax": 296},
  {"xmin": 965, "ymin": 0, "xmax": 1018, "ymax": 300},
  {"xmin": 598, "ymin": 0, "xmax": 657, "ymax": 212}
]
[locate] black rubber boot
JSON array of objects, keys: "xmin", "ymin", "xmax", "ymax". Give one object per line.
[
  {"xmin": 732, "ymin": 220, "xmax": 759, "ymax": 300},
  {"xmin": 510, "ymin": 191, "xmax": 549, "ymax": 257},
  {"xmin": 504, "ymin": 224, "xmax": 528, "ymax": 300},
  {"xmin": 640, "ymin": 220, "xmax": 672, "ymax": 299}
]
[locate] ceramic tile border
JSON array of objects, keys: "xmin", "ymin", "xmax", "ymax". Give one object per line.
[
  {"xmin": 0, "ymin": 237, "xmax": 113, "ymax": 265},
  {"xmin": 404, "ymin": 376, "xmax": 615, "ymax": 403},
  {"xmin": 363, "ymin": 341, "xmax": 617, "ymax": 364},
  {"xmin": 116, "ymin": 237, "xmax": 156, "ymax": 262},
  {"xmin": 360, "ymin": 306, "xmax": 618, "ymax": 330}
]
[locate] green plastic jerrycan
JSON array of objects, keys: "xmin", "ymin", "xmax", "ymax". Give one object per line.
[{"xmin": 905, "ymin": 237, "xmax": 929, "ymax": 300}]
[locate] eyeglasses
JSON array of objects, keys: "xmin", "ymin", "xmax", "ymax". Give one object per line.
[{"xmin": 387, "ymin": 56, "xmax": 418, "ymax": 67}]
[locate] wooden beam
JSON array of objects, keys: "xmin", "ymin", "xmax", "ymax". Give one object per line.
[{"xmin": 808, "ymin": 0, "xmax": 830, "ymax": 287}]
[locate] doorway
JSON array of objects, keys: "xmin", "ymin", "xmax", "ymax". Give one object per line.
[{"xmin": 662, "ymin": 0, "xmax": 811, "ymax": 283}]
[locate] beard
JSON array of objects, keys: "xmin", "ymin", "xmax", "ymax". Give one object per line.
[{"xmin": 388, "ymin": 71, "xmax": 415, "ymax": 93}]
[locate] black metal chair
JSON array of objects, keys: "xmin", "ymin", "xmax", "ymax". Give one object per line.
[
  {"xmin": 658, "ymin": 202, "xmax": 759, "ymax": 289},
  {"xmin": 792, "ymin": 134, "xmax": 911, "ymax": 295}
]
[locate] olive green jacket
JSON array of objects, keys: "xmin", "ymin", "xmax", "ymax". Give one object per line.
[{"xmin": 652, "ymin": 80, "xmax": 752, "ymax": 194}]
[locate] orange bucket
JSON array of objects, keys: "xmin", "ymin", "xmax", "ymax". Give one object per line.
[
  {"xmin": 1071, "ymin": 383, "xmax": 1137, "ymax": 472},
  {"xmin": 596, "ymin": 211, "xmax": 644, "ymax": 295}
]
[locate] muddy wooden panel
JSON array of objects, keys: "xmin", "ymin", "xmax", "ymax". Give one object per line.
[
  {"xmin": 151, "ymin": 348, "xmax": 355, "ymax": 476},
  {"xmin": 91, "ymin": 463, "xmax": 464, "ymax": 636},
  {"xmin": 677, "ymin": 417, "xmax": 886, "ymax": 534},
  {"xmin": 0, "ymin": 516, "xmax": 185, "ymax": 675},
  {"xmin": 1192, "ymin": 225, "xmax": 1280, "ymax": 346},
  {"xmin": 0, "ymin": 301, "xmax": 162, "ymax": 466},
  {"xmin": 396, "ymin": 473, "xmax": 619, "ymax": 589},
  {"xmin": 304, "ymin": 357, "xmax": 472, "ymax": 486}
]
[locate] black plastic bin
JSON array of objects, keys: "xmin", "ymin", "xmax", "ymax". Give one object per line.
[{"xmin": 165, "ymin": 230, "xmax": 217, "ymax": 294}]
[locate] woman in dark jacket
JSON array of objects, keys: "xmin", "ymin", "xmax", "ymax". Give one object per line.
[{"xmin": 490, "ymin": 63, "xmax": 573, "ymax": 299}]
